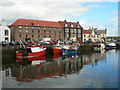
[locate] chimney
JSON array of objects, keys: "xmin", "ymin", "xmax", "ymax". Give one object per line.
[
  {"xmin": 77, "ymin": 21, "xmax": 79, "ymax": 24},
  {"xmin": 64, "ymin": 20, "xmax": 67, "ymax": 22},
  {"xmin": 2, "ymin": 19, "xmax": 6, "ymax": 26}
]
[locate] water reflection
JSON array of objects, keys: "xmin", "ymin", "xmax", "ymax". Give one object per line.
[{"xmin": 1, "ymin": 51, "xmax": 106, "ymax": 82}]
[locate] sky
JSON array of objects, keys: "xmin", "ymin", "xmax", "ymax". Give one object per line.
[{"xmin": 0, "ymin": 0, "xmax": 119, "ymax": 36}]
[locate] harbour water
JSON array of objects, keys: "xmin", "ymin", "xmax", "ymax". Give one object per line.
[{"xmin": 1, "ymin": 47, "xmax": 119, "ymax": 88}]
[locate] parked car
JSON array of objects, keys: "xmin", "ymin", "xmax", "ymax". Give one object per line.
[
  {"xmin": 9, "ymin": 42, "xmax": 16, "ymax": 45},
  {"xmin": 15, "ymin": 42, "xmax": 22, "ymax": 45},
  {"xmin": 2, "ymin": 41, "xmax": 9, "ymax": 46}
]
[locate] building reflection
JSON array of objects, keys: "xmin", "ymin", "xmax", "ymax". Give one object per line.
[{"xmin": 7, "ymin": 51, "xmax": 106, "ymax": 82}]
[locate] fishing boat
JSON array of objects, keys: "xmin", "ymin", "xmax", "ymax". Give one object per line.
[
  {"xmin": 93, "ymin": 43, "xmax": 105, "ymax": 51},
  {"xmin": 16, "ymin": 46, "xmax": 46, "ymax": 58},
  {"xmin": 62, "ymin": 44, "xmax": 78, "ymax": 54},
  {"xmin": 52, "ymin": 45, "xmax": 62, "ymax": 54},
  {"xmin": 62, "ymin": 48, "xmax": 77, "ymax": 55},
  {"xmin": 105, "ymin": 42, "xmax": 116, "ymax": 49}
]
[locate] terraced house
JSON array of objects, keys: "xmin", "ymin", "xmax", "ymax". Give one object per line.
[
  {"xmin": 59, "ymin": 20, "xmax": 83, "ymax": 41},
  {"xmin": 10, "ymin": 19, "xmax": 64, "ymax": 41},
  {"xmin": 83, "ymin": 27, "xmax": 107, "ymax": 42}
]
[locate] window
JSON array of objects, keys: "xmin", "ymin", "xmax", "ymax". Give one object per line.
[
  {"xmin": 38, "ymin": 30, "xmax": 40, "ymax": 33},
  {"xmin": 19, "ymin": 30, "xmax": 22, "ymax": 32},
  {"xmin": 77, "ymin": 25, "xmax": 80, "ymax": 28},
  {"xmin": 54, "ymin": 28, "xmax": 56, "ymax": 30},
  {"xmin": 5, "ymin": 37, "xmax": 8, "ymax": 41},
  {"xmin": 49, "ymin": 28, "xmax": 51, "ymax": 29},
  {"xmin": 65, "ymin": 28, "xmax": 69, "ymax": 32},
  {"xmin": 37, "ymin": 24, "xmax": 40, "ymax": 26},
  {"xmin": 74, "ymin": 29, "xmax": 76, "ymax": 33},
  {"xmin": 84, "ymin": 34, "xmax": 86, "ymax": 37},
  {"xmin": 70, "ymin": 29, "xmax": 74, "ymax": 33},
  {"xmin": 44, "ymin": 31, "xmax": 46, "ymax": 33},
  {"xmin": 5, "ymin": 30, "xmax": 8, "ymax": 36},
  {"xmin": 49, "ymin": 35, "xmax": 51, "ymax": 37},
  {"xmin": 43, "ymin": 28, "xmax": 46, "ymax": 29},
  {"xmin": 78, "ymin": 34, "xmax": 81, "ymax": 37},
  {"xmin": 78, "ymin": 29, "xmax": 81, "ymax": 33},
  {"xmin": 49, "ymin": 31, "xmax": 51, "ymax": 33},
  {"xmin": 26, "ymin": 35, "xmax": 28, "ymax": 37},
  {"xmin": 19, "ymin": 35, "xmax": 21, "ymax": 38},
  {"xmin": 54, "ymin": 25, "xmax": 56, "ymax": 27},
  {"xmin": 65, "ymin": 24, "xmax": 68, "ymax": 27},
  {"xmin": 38, "ymin": 35, "xmax": 40, "ymax": 37},
  {"xmin": 44, "ymin": 35, "xmax": 46, "ymax": 38},
  {"xmin": 32, "ymin": 30, "xmax": 34, "ymax": 33},
  {"xmin": 32, "ymin": 35, "xmax": 34, "ymax": 37},
  {"xmin": 26, "ymin": 30, "xmax": 28, "ymax": 32},
  {"xmin": 71, "ymin": 24, "xmax": 73, "ymax": 27},
  {"xmin": 19, "ymin": 26, "xmax": 22, "ymax": 28},
  {"xmin": 38, "ymin": 27, "xmax": 40, "ymax": 29}
]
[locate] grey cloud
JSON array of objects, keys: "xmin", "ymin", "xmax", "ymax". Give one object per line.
[{"xmin": 1, "ymin": 1, "xmax": 16, "ymax": 7}]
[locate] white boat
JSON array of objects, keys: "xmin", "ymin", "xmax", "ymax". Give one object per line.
[
  {"xmin": 93, "ymin": 43, "xmax": 105, "ymax": 51},
  {"xmin": 105, "ymin": 42, "xmax": 116, "ymax": 49}
]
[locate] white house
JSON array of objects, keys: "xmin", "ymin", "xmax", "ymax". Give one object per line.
[
  {"xmin": 0, "ymin": 20, "xmax": 11, "ymax": 42},
  {"xmin": 83, "ymin": 27, "xmax": 107, "ymax": 42}
]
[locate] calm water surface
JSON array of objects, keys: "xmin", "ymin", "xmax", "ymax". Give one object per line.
[{"xmin": 2, "ymin": 48, "xmax": 119, "ymax": 88}]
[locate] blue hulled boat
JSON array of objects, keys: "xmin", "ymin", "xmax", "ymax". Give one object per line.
[{"xmin": 62, "ymin": 48, "xmax": 77, "ymax": 55}]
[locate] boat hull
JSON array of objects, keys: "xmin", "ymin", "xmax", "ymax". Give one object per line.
[
  {"xmin": 52, "ymin": 48, "xmax": 62, "ymax": 54},
  {"xmin": 105, "ymin": 46, "xmax": 116, "ymax": 49},
  {"xmin": 62, "ymin": 48, "xmax": 77, "ymax": 55},
  {"xmin": 16, "ymin": 49, "xmax": 46, "ymax": 58}
]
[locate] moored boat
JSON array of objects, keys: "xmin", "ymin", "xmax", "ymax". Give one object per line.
[
  {"xmin": 93, "ymin": 43, "xmax": 105, "ymax": 51},
  {"xmin": 62, "ymin": 48, "xmax": 77, "ymax": 55},
  {"xmin": 16, "ymin": 46, "xmax": 46, "ymax": 58},
  {"xmin": 52, "ymin": 45, "xmax": 62, "ymax": 54},
  {"xmin": 105, "ymin": 42, "xmax": 116, "ymax": 49}
]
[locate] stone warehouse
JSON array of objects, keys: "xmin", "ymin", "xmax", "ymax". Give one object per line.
[{"xmin": 9, "ymin": 19, "xmax": 83, "ymax": 42}]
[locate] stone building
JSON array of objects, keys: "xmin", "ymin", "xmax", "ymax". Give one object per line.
[
  {"xmin": 0, "ymin": 20, "xmax": 11, "ymax": 42},
  {"xmin": 59, "ymin": 20, "xmax": 83, "ymax": 41},
  {"xmin": 83, "ymin": 27, "xmax": 107, "ymax": 42},
  {"xmin": 10, "ymin": 19, "xmax": 64, "ymax": 41}
]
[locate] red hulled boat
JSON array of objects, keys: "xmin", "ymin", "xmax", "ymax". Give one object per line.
[
  {"xmin": 16, "ymin": 46, "xmax": 46, "ymax": 58},
  {"xmin": 52, "ymin": 45, "xmax": 62, "ymax": 54}
]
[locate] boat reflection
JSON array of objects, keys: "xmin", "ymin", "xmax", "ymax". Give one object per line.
[{"xmin": 10, "ymin": 51, "xmax": 106, "ymax": 82}]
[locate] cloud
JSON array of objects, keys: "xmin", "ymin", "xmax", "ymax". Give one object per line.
[
  {"xmin": 0, "ymin": 1, "xmax": 98, "ymax": 24},
  {"xmin": 109, "ymin": 17, "xmax": 118, "ymax": 21},
  {"xmin": 1, "ymin": 0, "xmax": 17, "ymax": 7}
]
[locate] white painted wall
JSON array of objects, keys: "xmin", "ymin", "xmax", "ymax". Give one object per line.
[{"xmin": 0, "ymin": 20, "xmax": 11, "ymax": 42}]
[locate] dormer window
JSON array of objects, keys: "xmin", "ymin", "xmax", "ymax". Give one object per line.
[
  {"xmin": 37, "ymin": 24, "xmax": 40, "ymax": 26},
  {"xmin": 65, "ymin": 24, "xmax": 68, "ymax": 27},
  {"xmin": 54, "ymin": 25, "xmax": 56, "ymax": 27},
  {"xmin": 25, "ymin": 24, "xmax": 28, "ymax": 26},
  {"xmin": 31, "ymin": 22, "xmax": 34, "ymax": 26},
  {"xmin": 18, "ymin": 23, "xmax": 21, "ymax": 25},
  {"xmin": 71, "ymin": 24, "xmax": 73, "ymax": 27},
  {"xmin": 77, "ymin": 25, "xmax": 80, "ymax": 28}
]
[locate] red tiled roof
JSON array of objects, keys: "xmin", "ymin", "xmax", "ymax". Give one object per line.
[
  {"xmin": 10, "ymin": 19, "xmax": 62, "ymax": 28},
  {"xmin": 83, "ymin": 30, "xmax": 91, "ymax": 34},
  {"xmin": 58, "ymin": 20, "xmax": 83, "ymax": 28}
]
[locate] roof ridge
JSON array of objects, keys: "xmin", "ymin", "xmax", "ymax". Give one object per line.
[{"xmin": 18, "ymin": 18, "xmax": 58, "ymax": 23}]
